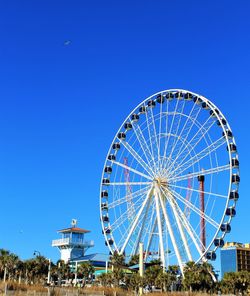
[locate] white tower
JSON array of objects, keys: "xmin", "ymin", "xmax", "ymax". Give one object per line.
[{"xmin": 52, "ymin": 219, "xmax": 94, "ymax": 262}]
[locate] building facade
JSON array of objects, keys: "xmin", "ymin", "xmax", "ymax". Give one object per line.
[{"xmin": 221, "ymin": 242, "xmax": 250, "ymax": 277}]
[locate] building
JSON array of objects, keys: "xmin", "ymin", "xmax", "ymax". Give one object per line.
[
  {"xmin": 71, "ymin": 253, "xmax": 110, "ymax": 276},
  {"xmin": 221, "ymin": 242, "xmax": 250, "ymax": 277},
  {"xmin": 52, "ymin": 219, "xmax": 94, "ymax": 262}
]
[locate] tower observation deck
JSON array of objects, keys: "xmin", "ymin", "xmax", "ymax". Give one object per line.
[{"xmin": 52, "ymin": 219, "xmax": 94, "ymax": 262}]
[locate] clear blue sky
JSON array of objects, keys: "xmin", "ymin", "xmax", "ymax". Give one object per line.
[{"xmin": 0, "ymin": 0, "xmax": 249, "ymax": 273}]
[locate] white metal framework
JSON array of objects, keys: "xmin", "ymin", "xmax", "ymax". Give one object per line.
[{"xmin": 100, "ymin": 89, "xmax": 239, "ymax": 276}]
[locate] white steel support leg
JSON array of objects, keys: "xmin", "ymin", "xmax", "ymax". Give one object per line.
[
  {"xmin": 144, "ymin": 216, "xmax": 157, "ymax": 261},
  {"xmin": 120, "ymin": 186, "xmax": 153, "ymax": 255},
  {"xmin": 154, "ymin": 187, "xmax": 166, "ymax": 271},
  {"xmin": 161, "ymin": 188, "xmax": 192, "ymax": 262},
  {"xmin": 162, "ymin": 189, "xmax": 203, "ymax": 258},
  {"xmin": 156, "ymin": 186, "xmax": 184, "ymax": 276},
  {"xmin": 134, "ymin": 199, "xmax": 151, "ymax": 255}
]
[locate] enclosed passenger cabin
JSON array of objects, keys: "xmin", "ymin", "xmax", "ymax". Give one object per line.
[
  {"xmin": 118, "ymin": 132, "xmax": 126, "ymax": 141},
  {"xmin": 102, "ymin": 227, "xmax": 111, "ymax": 234},
  {"xmin": 232, "ymin": 174, "xmax": 240, "ymax": 184},
  {"xmin": 131, "ymin": 114, "xmax": 139, "ymax": 122},
  {"xmin": 102, "ymin": 215, "xmax": 109, "ymax": 222},
  {"xmin": 101, "ymin": 202, "xmax": 108, "ymax": 210},
  {"xmin": 156, "ymin": 94, "xmax": 165, "ymax": 103},
  {"xmin": 214, "ymin": 238, "xmax": 225, "ymax": 247},
  {"xmin": 217, "ymin": 118, "xmax": 227, "ymax": 126},
  {"xmin": 227, "ymin": 143, "xmax": 237, "ymax": 153},
  {"xmin": 112, "ymin": 143, "xmax": 121, "ymax": 150},
  {"xmin": 147, "ymin": 100, "xmax": 156, "ymax": 108},
  {"xmin": 108, "ymin": 154, "xmax": 116, "ymax": 161},
  {"xmin": 231, "ymin": 158, "xmax": 239, "ymax": 168},
  {"xmin": 102, "ymin": 178, "xmax": 110, "ymax": 185},
  {"xmin": 105, "ymin": 238, "xmax": 114, "ymax": 246},
  {"xmin": 166, "ymin": 92, "xmax": 174, "ymax": 100},
  {"xmin": 139, "ymin": 106, "xmax": 146, "ymax": 113},
  {"xmin": 229, "ymin": 190, "xmax": 239, "ymax": 201},
  {"xmin": 184, "ymin": 93, "xmax": 193, "ymax": 101},
  {"xmin": 202, "ymin": 102, "xmax": 210, "ymax": 109},
  {"xmin": 226, "ymin": 207, "xmax": 236, "ymax": 217},
  {"xmin": 104, "ymin": 166, "xmax": 112, "ymax": 174},
  {"xmin": 101, "ymin": 190, "xmax": 108, "ymax": 198},
  {"xmin": 206, "ymin": 251, "xmax": 216, "ymax": 261},
  {"xmin": 210, "ymin": 109, "xmax": 219, "ymax": 117},
  {"xmin": 221, "ymin": 223, "xmax": 231, "ymax": 233},
  {"xmin": 223, "ymin": 130, "xmax": 233, "ymax": 139},
  {"xmin": 175, "ymin": 92, "xmax": 184, "ymax": 99},
  {"xmin": 193, "ymin": 96, "xmax": 203, "ymax": 105},
  {"xmin": 124, "ymin": 122, "xmax": 132, "ymax": 130}
]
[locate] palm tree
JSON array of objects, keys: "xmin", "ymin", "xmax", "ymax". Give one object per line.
[
  {"xmin": 77, "ymin": 262, "xmax": 95, "ymax": 285},
  {"xmin": 125, "ymin": 273, "xmax": 142, "ymax": 293},
  {"xmin": 128, "ymin": 254, "xmax": 139, "ymax": 267},
  {"xmin": 109, "ymin": 251, "xmax": 125, "ymax": 287},
  {"xmin": 221, "ymin": 271, "xmax": 250, "ymax": 295},
  {"xmin": 57, "ymin": 260, "xmax": 70, "ymax": 285},
  {"xmin": 0, "ymin": 249, "xmax": 10, "ymax": 282},
  {"xmin": 183, "ymin": 261, "xmax": 215, "ymax": 292},
  {"xmin": 155, "ymin": 271, "xmax": 173, "ymax": 292},
  {"xmin": 6, "ymin": 253, "xmax": 20, "ymax": 281},
  {"xmin": 16, "ymin": 259, "xmax": 25, "ymax": 283},
  {"xmin": 98, "ymin": 272, "xmax": 113, "ymax": 287},
  {"xmin": 144, "ymin": 259, "xmax": 162, "ymax": 287}
]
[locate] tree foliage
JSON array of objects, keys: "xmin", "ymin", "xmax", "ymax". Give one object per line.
[
  {"xmin": 220, "ymin": 271, "xmax": 250, "ymax": 295},
  {"xmin": 183, "ymin": 261, "xmax": 215, "ymax": 292}
]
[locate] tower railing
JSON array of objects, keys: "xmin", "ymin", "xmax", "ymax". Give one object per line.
[{"xmin": 52, "ymin": 238, "xmax": 94, "ymax": 247}]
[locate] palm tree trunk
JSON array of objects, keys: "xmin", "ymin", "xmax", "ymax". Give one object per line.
[
  {"xmin": 25, "ymin": 269, "xmax": 28, "ymax": 284},
  {"xmin": 3, "ymin": 267, "xmax": 7, "ymax": 282},
  {"xmin": 19, "ymin": 272, "xmax": 22, "ymax": 284}
]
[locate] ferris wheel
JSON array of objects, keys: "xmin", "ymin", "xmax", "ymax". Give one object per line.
[{"xmin": 100, "ymin": 89, "xmax": 239, "ymax": 275}]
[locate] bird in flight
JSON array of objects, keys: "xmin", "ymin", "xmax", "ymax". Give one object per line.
[{"xmin": 64, "ymin": 40, "xmax": 71, "ymax": 46}]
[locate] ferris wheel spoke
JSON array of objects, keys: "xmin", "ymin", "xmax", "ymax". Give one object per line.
[
  {"xmin": 169, "ymin": 188, "xmax": 219, "ymax": 229},
  {"xmin": 111, "ymin": 192, "xmax": 148, "ymax": 231},
  {"xmin": 166, "ymin": 114, "xmax": 216, "ymax": 173},
  {"xmin": 120, "ymin": 140, "xmax": 155, "ymax": 177},
  {"xmin": 160, "ymin": 99, "xmax": 169, "ymax": 170},
  {"xmin": 169, "ymin": 136, "xmax": 227, "ymax": 178},
  {"xmin": 162, "ymin": 100, "xmax": 180, "ymax": 168},
  {"xmin": 149, "ymin": 106, "xmax": 161, "ymax": 169},
  {"xmin": 169, "ymin": 105, "xmax": 201, "ymax": 167},
  {"xmin": 109, "ymin": 186, "xmax": 151, "ymax": 209},
  {"xmin": 154, "ymin": 188, "xmax": 166, "ymax": 269},
  {"xmin": 169, "ymin": 183, "xmax": 228, "ymax": 199},
  {"xmin": 161, "ymin": 188, "xmax": 203, "ymax": 257},
  {"xmin": 108, "ymin": 181, "xmax": 152, "ymax": 186},
  {"xmin": 120, "ymin": 186, "xmax": 154, "ymax": 254},
  {"xmin": 158, "ymin": 99, "xmax": 164, "ymax": 171},
  {"xmin": 132, "ymin": 198, "xmax": 152, "ymax": 255},
  {"xmin": 144, "ymin": 207, "xmax": 157, "ymax": 261},
  {"xmin": 167, "ymin": 104, "xmax": 201, "ymax": 169},
  {"xmin": 169, "ymin": 164, "xmax": 230, "ymax": 183},
  {"xmin": 117, "ymin": 206, "xmax": 146, "ymax": 252},
  {"xmin": 156, "ymin": 186, "xmax": 184, "ymax": 275},
  {"xmin": 144, "ymin": 106, "xmax": 158, "ymax": 172},
  {"xmin": 112, "ymin": 161, "xmax": 152, "ymax": 181},
  {"xmin": 131, "ymin": 121, "xmax": 156, "ymax": 171},
  {"xmin": 166, "ymin": 101, "xmax": 186, "ymax": 168},
  {"xmin": 160, "ymin": 187, "xmax": 192, "ymax": 261}
]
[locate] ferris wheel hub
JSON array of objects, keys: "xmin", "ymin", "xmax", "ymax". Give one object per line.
[{"xmin": 154, "ymin": 176, "xmax": 168, "ymax": 188}]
